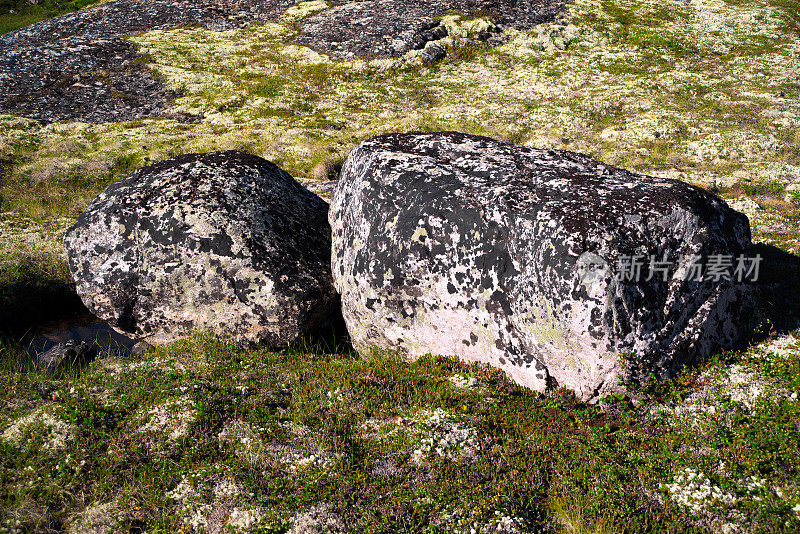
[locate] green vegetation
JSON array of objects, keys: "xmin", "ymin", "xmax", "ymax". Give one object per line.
[
  {"xmin": 0, "ymin": 333, "xmax": 799, "ymax": 532},
  {"xmin": 0, "ymin": 0, "xmax": 99, "ymax": 34},
  {"xmin": 1, "ymin": 0, "xmax": 799, "ymax": 530}
]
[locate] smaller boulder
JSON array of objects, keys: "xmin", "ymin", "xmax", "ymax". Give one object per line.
[
  {"xmin": 36, "ymin": 340, "xmax": 97, "ymax": 370},
  {"xmin": 421, "ymin": 42, "xmax": 446, "ymax": 64},
  {"xmin": 64, "ymin": 151, "xmax": 337, "ymax": 347}
]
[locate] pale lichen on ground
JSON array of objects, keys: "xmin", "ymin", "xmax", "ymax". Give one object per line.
[
  {"xmin": 167, "ymin": 469, "xmax": 266, "ymax": 532},
  {"xmin": 1, "ymin": 0, "xmax": 798, "ymax": 221},
  {"xmin": 0, "ymin": 404, "xmax": 75, "ymax": 451},
  {"xmin": 361, "ymin": 407, "xmax": 481, "ymax": 465},
  {"xmin": 136, "ymin": 396, "xmax": 197, "ymax": 441}
]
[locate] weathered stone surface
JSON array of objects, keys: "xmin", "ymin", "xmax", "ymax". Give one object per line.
[
  {"xmin": 0, "ymin": 37, "xmax": 184, "ymax": 124},
  {"xmin": 421, "ymin": 42, "xmax": 447, "ymax": 64},
  {"xmin": 0, "ymin": 0, "xmax": 567, "ymax": 122},
  {"xmin": 0, "ymin": 0, "xmax": 296, "ymax": 124},
  {"xmin": 296, "ymin": 0, "xmax": 566, "ymax": 60},
  {"xmin": 296, "ymin": 0, "xmax": 449, "ymax": 59},
  {"xmin": 64, "ymin": 150, "xmax": 337, "ymax": 346},
  {"xmin": 2, "ymin": 0, "xmax": 295, "ymax": 47},
  {"xmin": 36, "ymin": 340, "xmax": 97, "ymax": 369},
  {"xmin": 330, "ymin": 132, "xmax": 754, "ymax": 401}
]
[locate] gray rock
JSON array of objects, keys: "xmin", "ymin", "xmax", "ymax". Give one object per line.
[
  {"xmin": 27, "ymin": 319, "xmax": 140, "ymax": 366},
  {"xmin": 421, "ymin": 42, "xmax": 446, "ymax": 64},
  {"xmin": 36, "ymin": 340, "xmax": 97, "ymax": 369},
  {"xmin": 296, "ymin": 0, "xmax": 566, "ymax": 60},
  {"xmin": 1, "ymin": 0, "xmax": 296, "ymax": 47},
  {"xmin": 64, "ymin": 150, "xmax": 337, "ymax": 347},
  {"xmin": 296, "ymin": 0, "xmax": 448, "ymax": 60},
  {"xmin": 0, "ymin": 0, "xmax": 296, "ymax": 124},
  {"xmin": 330, "ymin": 132, "xmax": 754, "ymax": 401},
  {"xmin": 0, "ymin": 37, "xmax": 183, "ymax": 125}
]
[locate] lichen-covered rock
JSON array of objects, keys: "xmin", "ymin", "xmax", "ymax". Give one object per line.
[
  {"xmin": 64, "ymin": 150, "xmax": 336, "ymax": 346},
  {"xmin": 0, "ymin": 37, "xmax": 183, "ymax": 124},
  {"xmin": 295, "ymin": 0, "xmax": 566, "ymax": 60},
  {"xmin": 0, "ymin": 0, "xmax": 297, "ymax": 123},
  {"xmin": 330, "ymin": 132, "xmax": 754, "ymax": 401}
]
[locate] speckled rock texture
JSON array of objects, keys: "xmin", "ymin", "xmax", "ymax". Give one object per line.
[
  {"xmin": 0, "ymin": 37, "xmax": 184, "ymax": 124},
  {"xmin": 64, "ymin": 150, "xmax": 337, "ymax": 347},
  {"xmin": 0, "ymin": 0, "xmax": 567, "ymax": 122},
  {"xmin": 330, "ymin": 132, "xmax": 754, "ymax": 401},
  {"xmin": 0, "ymin": 0, "xmax": 297, "ymax": 124},
  {"xmin": 297, "ymin": 0, "xmax": 567, "ymax": 59}
]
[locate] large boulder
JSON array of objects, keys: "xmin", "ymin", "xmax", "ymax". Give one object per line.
[
  {"xmin": 330, "ymin": 132, "xmax": 754, "ymax": 401},
  {"xmin": 64, "ymin": 150, "xmax": 337, "ymax": 347}
]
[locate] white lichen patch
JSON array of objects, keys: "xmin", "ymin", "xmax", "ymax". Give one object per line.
[
  {"xmin": 440, "ymin": 14, "xmax": 500, "ymax": 41},
  {"xmin": 136, "ymin": 396, "xmax": 197, "ymax": 441},
  {"xmin": 448, "ymin": 374, "xmax": 479, "ymax": 390},
  {"xmin": 1, "ymin": 405, "xmax": 75, "ymax": 451},
  {"xmin": 219, "ymin": 419, "xmax": 339, "ymax": 472},
  {"xmin": 727, "ymin": 197, "xmax": 762, "ymax": 221},
  {"xmin": 167, "ymin": 471, "xmax": 264, "ymax": 532},
  {"xmin": 724, "ymin": 364, "xmax": 767, "ymax": 410},
  {"xmin": 361, "ymin": 408, "xmax": 482, "ymax": 465},
  {"xmin": 288, "ymin": 503, "xmax": 346, "ymax": 534},
  {"xmin": 438, "ymin": 507, "xmax": 528, "ymax": 534},
  {"xmin": 67, "ymin": 502, "xmax": 117, "ymax": 534},
  {"xmin": 408, "ymin": 409, "xmax": 481, "ymax": 464},
  {"xmin": 358, "ymin": 408, "xmax": 481, "ymax": 464},
  {"xmin": 664, "ymin": 468, "xmax": 737, "ymax": 514},
  {"xmin": 217, "ymin": 419, "xmax": 279, "ymax": 467},
  {"xmin": 752, "ymin": 334, "xmax": 800, "ymax": 360},
  {"xmin": 227, "ymin": 507, "xmax": 265, "ymax": 529},
  {"xmin": 121, "ymin": 353, "xmax": 193, "ymax": 373},
  {"xmin": 288, "ymin": 452, "xmax": 337, "ymax": 472}
]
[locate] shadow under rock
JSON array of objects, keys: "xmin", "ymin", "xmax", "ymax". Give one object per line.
[
  {"xmin": 0, "ymin": 265, "xmax": 86, "ymax": 342},
  {"xmin": 0, "ymin": 264, "xmax": 139, "ymax": 372},
  {"xmin": 288, "ymin": 307, "xmax": 357, "ymax": 358},
  {"xmin": 752, "ymin": 243, "xmax": 800, "ymax": 336}
]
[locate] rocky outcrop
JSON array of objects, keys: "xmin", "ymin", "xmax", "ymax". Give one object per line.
[
  {"xmin": 0, "ymin": 0, "xmax": 568, "ymax": 123},
  {"xmin": 0, "ymin": 37, "xmax": 184, "ymax": 124},
  {"xmin": 0, "ymin": 0, "xmax": 297, "ymax": 124},
  {"xmin": 35, "ymin": 340, "xmax": 97, "ymax": 370},
  {"xmin": 64, "ymin": 150, "xmax": 337, "ymax": 347},
  {"xmin": 1, "ymin": 0, "xmax": 296, "ymax": 47},
  {"xmin": 330, "ymin": 132, "xmax": 754, "ymax": 401},
  {"xmin": 296, "ymin": 0, "xmax": 566, "ymax": 60}
]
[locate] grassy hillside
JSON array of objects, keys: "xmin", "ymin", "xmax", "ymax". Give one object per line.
[{"xmin": 1, "ymin": 0, "xmax": 799, "ymax": 531}]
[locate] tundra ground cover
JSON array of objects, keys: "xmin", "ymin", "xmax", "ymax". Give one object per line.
[
  {"xmin": 0, "ymin": 333, "xmax": 799, "ymax": 532},
  {"xmin": 0, "ymin": 0, "xmax": 799, "ymax": 530}
]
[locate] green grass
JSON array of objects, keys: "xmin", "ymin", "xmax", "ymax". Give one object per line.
[
  {"xmin": 0, "ymin": 0, "xmax": 98, "ymax": 34},
  {"xmin": 0, "ymin": 333, "xmax": 799, "ymax": 532},
  {"xmin": 1, "ymin": 0, "xmax": 800, "ymax": 530}
]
